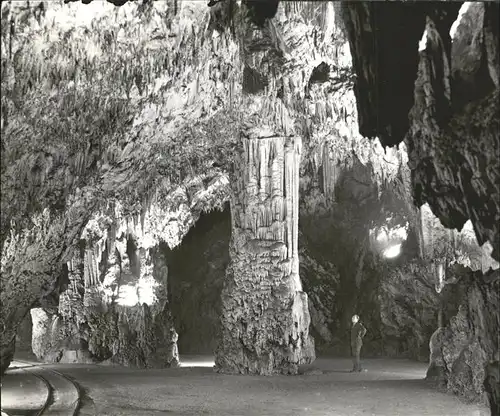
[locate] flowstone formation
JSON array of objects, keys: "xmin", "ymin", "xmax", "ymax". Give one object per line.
[
  {"xmin": 0, "ymin": 0, "xmax": 235, "ymax": 372},
  {"xmin": 25, "ymin": 171, "xmax": 229, "ymax": 367},
  {"xmin": 216, "ymin": 135, "xmax": 314, "ymax": 375},
  {"xmin": 1, "ymin": 5, "xmax": 498, "ymax": 414},
  {"xmin": 26, "ymin": 207, "xmax": 180, "ymax": 367}
]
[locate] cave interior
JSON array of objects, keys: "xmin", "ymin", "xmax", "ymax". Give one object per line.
[{"xmin": 1, "ymin": 0, "xmax": 499, "ymax": 415}]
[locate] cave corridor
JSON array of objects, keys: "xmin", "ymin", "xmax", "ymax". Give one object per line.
[{"xmin": 0, "ymin": 1, "xmax": 498, "ymax": 415}]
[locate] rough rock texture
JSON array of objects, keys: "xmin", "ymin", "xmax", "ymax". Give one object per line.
[
  {"xmin": 378, "ymin": 261, "xmax": 439, "ymax": 361},
  {"xmin": 216, "ymin": 135, "xmax": 315, "ymax": 375},
  {"xmin": 341, "ymin": 2, "xmax": 499, "ymax": 261},
  {"xmin": 1, "ymin": 0, "xmax": 366, "ymax": 373},
  {"xmin": 407, "ymin": 3, "xmax": 500, "ymax": 262},
  {"xmin": 0, "ymin": 197, "xmax": 95, "ymax": 373},
  {"xmin": 299, "ymin": 150, "xmax": 409, "ymax": 354},
  {"xmin": 2, "ymin": 6, "xmax": 497, "ymax": 408},
  {"xmin": 28, "ymin": 206, "xmax": 182, "ymax": 368},
  {"xmin": 419, "ymin": 203, "xmax": 499, "ymax": 273},
  {"xmin": 1, "ymin": 0, "xmax": 235, "ymax": 372},
  {"xmin": 342, "ymin": 4, "xmax": 499, "ymax": 407},
  {"xmin": 427, "ymin": 267, "xmax": 499, "ymax": 408}
]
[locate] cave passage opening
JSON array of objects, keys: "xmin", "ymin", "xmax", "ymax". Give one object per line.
[{"xmin": 163, "ymin": 204, "xmax": 231, "ymax": 363}]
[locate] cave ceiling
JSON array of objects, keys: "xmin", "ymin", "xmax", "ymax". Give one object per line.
[
  {"xmin": 1, "ymin": 0, "xmax": 498, "ymax": 261},
  {"xmin": 1, "ymin": 0, "xmax": 408, "ymax": 250}
]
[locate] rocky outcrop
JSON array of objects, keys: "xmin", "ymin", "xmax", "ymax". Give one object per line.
[
  {"xmin": 379, "ymin": 261, "xmax": 439, "ymax": 361},
  {"xmin": 427, "ymin": 267, "xmax": 499, "ymax": 408},
  {"xmin": 21, "ymin": 170, "xmax": 230, "ymax": 367},
  {"xmin": 0, "ymin": 195, "xmax": 96, "ymax": 373},
  {"xmin": 341, "ymin": 2, "xmax": 499, "ymax": 261},
  {"xmin": 216, "ymin": 135, "xmax": 315, "ymax": 375},
  {"xmin": 26, "ymin": 209, "xmax": 180, "ymax": 368},
  {"xmin": 407, "ymin": 3, "xmax": 499, "ymax": 262}
]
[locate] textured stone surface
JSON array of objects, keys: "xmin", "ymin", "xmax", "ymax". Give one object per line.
[
  {"xmin": 0, "ymin": 1, "xmax": 353, "ymax": 374},
  {"xmin": 340, "ymin": 1, "xmax": 461, "ymax": 147},
  {"xmin": 407, "ymin": 3, "xmax": 500, "ymax": 262},
  {"xmin": 0, "ymin": 196, "xmax": 95, "ymax": 373},
  {"xmin": 427, "ymin": 267, "xmax": 499, "ymax": 407},
  {"xmin": 1, "ymin": 7, "xmax": 497, "ymax": 412},
  {"xmin": 216, "ymin": 136, "xmax": 315, "ymax": 375},
  {"xmin": 341, "ymin": 2, "xmax": 499, "ymax": 261},
  {"xmin": 379, "ymin": 261, "xmax": 439, "ymax": 361}
]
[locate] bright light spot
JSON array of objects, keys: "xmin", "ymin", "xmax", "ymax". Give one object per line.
[
  {"xmin": 418, "ymin": 29, "xmax": 428, "ymax": 52},
  {"xmin": 383, "ymin": 244, "xmax": 402, "ymax": 259},
  {"xmin": 450, "ymin": 2, "xmax": 472, "ymax": 39},
  {"xmin": 461, "ymin": 220, "xmax": 474, "ymax": 233},
  {"xmin": 116, "ymin": 275, "xmax": 159, "ymax": 307},
  {"xmin": 140, "ymin": 233, "xmax": 157, "ymax": 250},
  {"xmin": 179, "ymin": 356, "xmax": 215, "ymax": 368},
  {"xmin": 117, "ymin": 285, "xmax": 139, "ymax": 307},
  {"xmin": 389, "ymin": 223, "xmax": 408, "ymax": 241},
  {"xmin": 435, "ymin": 262, "xmax": 445, "ymax": 293},
  {"xmin": 137, "ymin": 275, "xmax": 159, "ymax": 305},
  {"xmin": 376, "ymin": 231, "xmax": 387, "ymax": 242}
]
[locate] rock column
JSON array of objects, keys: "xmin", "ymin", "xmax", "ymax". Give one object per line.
[{"xmin": 215, "ymin": 134, "xmax": 315, "ymax": 375}]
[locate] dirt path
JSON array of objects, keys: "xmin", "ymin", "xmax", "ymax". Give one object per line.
[{"xmin": 45, "ymin": 356, "xmax": 489, "ymax": 416}]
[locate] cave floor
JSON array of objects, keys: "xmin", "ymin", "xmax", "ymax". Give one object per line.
[{"xmin": 3, "ymin": 355, "xmax": 489, "ymax": 416}]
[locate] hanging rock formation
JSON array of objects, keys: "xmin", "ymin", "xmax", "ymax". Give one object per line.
[
  {"xmin": 216, "ymin": 134, "xmax": 315, "ymax": 375},
  {"xmin": 342, "ymin": 3, "xmax": 499, "ymax": 409},
  {"xmin": 341, "ymin": 1, "xmax": 499, "ymax": 261}
]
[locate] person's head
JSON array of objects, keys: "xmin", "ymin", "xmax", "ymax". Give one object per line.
[{"xmin": 352, "ymin": 314, "xmax": 359, "ymax": 324}]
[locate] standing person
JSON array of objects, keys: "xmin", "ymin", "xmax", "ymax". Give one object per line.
[{"xmin": 350, "ymin": 314, "xmax": 367, "ymax": 372}]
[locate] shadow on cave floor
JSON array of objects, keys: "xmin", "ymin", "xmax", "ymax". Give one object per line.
[{"xmin": 3, "ymin": 355, "xmax": 489, "ymax": 416}]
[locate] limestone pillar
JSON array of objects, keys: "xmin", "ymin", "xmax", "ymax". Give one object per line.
[{"xmin": 215, "ymin": 134, "xmax": 315, "ymax": 375}]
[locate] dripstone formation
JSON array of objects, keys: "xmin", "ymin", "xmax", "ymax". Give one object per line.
[{"xmin": 216, "ymin": 135, "xmax": 315, "ymax": 375}]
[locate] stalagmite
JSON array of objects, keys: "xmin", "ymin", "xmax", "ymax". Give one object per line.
[{"xmin": 215, "ymin": 134, "xmax": 315, "ymax": 375}]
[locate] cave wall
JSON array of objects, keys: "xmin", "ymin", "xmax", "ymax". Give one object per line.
[
  {"xmin": 28, "ymin": 212, "xmax": 180, "ymax": 368},
  {"xmin": 165, "ymin": 207, "xmax": 230, "ymax": 354},
  {"xmin": 378, "ymin": 261, "xmax": 440, "ymax": 361},
  {"xmin": 407, "ymin": 2, "xmax": 499, "ymax": 263},
  {"xmin": 0, "ymin": 0, "xmax": 235, "ymax": 373},
  {"xmin": 299, "ymin": 142, "xmax": 415, "ymax": 357},
  {"xmin": 427, "ymin": 267, "xmax": 499, "ymax": 410},
  {"xmin": 341, "ymin": 4, "xmax": 499, "ymax": 408},
  {"xmin": 341, "ymin": 1, "xmax": 499, "ymax": 261}
]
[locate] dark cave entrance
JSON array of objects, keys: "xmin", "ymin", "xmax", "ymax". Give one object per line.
[
  {"xmin": 163, "ymin": 204, "xmax": 231, "ymax": 356},
  {"xmin": 15, "ymin": 311, "xmax": 34, "ymax": 359}
]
